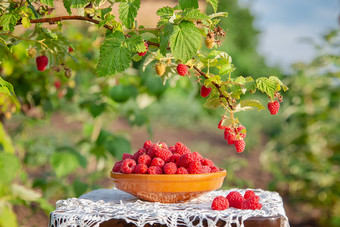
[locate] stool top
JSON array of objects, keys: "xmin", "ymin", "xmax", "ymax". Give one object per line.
[{"xmin": 49, "ymin": 188, "xmax": 289, "ymax": 227}]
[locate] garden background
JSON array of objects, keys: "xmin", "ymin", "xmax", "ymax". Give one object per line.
[{"xmin": 0, "ymin": 0, "xmax": 339, "ymax": 226}]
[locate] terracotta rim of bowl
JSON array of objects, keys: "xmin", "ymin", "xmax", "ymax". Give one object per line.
[{"xmin": 110, "ymin": 168, "xmax": 227, "ymax": 181}]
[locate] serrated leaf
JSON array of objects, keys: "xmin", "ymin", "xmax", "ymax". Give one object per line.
[
  {"xmin": 126, "ymin": 33, "xmax": 145, "ymax": 52},
  {"xmin": 50, "ymin": 152, "xmax": 80, "ymax": 178},
  {"xmin": 209, "ymin": 12, "xmax": 228, "ymax": 19},
  {"xmin": 203, "ymin": 97, "xmax": 221, "ymax": 109},
  {"xmin": 97, "ymin": 31, "xmax": 131, "ymax": 77},
  {"xmin": 0, "ymin": 13, "xmax": 20, "ymax": 32},
  {"xmin": 179, "ymin": 0, "xmax": 198, "ymax": 9},
  {"xmin": 119, "ymin": 0, "xmax": 140, "ymax": 28},
  {"xmin": 132, "ymin": 53, "xmax": 142, "ymax": 62},
  {"xmin": 156, "ymin": 6, "xmax": 174, "ymax": 17},
  {"xmin": 63, "ymin": 0, "xmax": 72, "ymax": 14},
  {"xmin": 160, "ymin": 23, "xmax": 173, "ymax": 55},
  {"xmin": 269, "ymin": 76, "xmax": 289, "ymax": 92},
  {"xmin": 256, "ymin": 77, "xmax": 277, "ymax": 99},
  {"xmin": 182, "ymin": 9, "xmax": 211, "ymax": 21},
  {"xmin": 70, "ymin": 0, "xmax": 88, "ymax": 8},
  {"xmin": 234, "ymin": 76, "xmax": 246, "ymax": 85},
  {"xmin": 240, "ymin": 99, "xmax": 265, "ymax": 111},
  {"xmin": 244, "ymin": 76, "xmax": 256, "ymax": 92},
  {"xmin": 206, "ymin": 0, "xmax": 218, "ymax": 13},
  {"xmin": 41, "ymin": 0, "xmax": 54, "ymax": 7},
  {"xmin": 169, "ymin": 21, "xmax": 201, "ymax": 63}
]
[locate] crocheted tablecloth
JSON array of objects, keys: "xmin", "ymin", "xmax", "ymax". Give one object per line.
[{"xmin": 49, "ymin": 188, "xmax": 289, "ymax": 227}]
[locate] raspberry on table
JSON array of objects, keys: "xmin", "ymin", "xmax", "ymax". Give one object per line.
[
  {"xmin": 176, "ymin": 167, "xmax": 188, "ymax": 174},
  {"xmin": 112, "ymin": 160, "xmax": 123, "ymax": 172},
  {"xmin": 36, "ymin": 55, "xmax": 48, "ymax": 71},
  {"xmin": 164, "ymin": 162, "xmax": 177, "ymax": 174},
  {"xmin": 201, "ymin": 165, "xmax": 211, "ymax": 173},
  {"xmin": 174, "ymin": 142, "xmax": 191, "ymax": 155},
  {"xmin": 122, "ymin": 153, "xmax": 134, "ymax": 160},
  {"xmin": 168, "ymin": 146, "xmax": 176, "ymax": 153},
  {"xmin": 133, "ymin": 148, "xmax": 147, "ymax": 161},
  {"xmin": 211, "ymin": 196, "xmax": 229, "ymax": 210},
  {"xmin": 143, "ymin": 140, "xmax": 153, "ymax": 151},
  {"xmin": 241, "ymin": 196, "xmax": 262, "ymax": 210},
  {"xmin": 148, "ymin": 166, "xmax": 163, "ymax": 174},
  {"xmin": 176, "ymin": 63, "xmax": 188, "ymax": 76},
  {"xmin": 244, "ymin": 190, "xmax": 256, "ymax": 200},
  {"xmin": 121, "ymin": 159, "xmax": 136, "ymax": 174},
  {"xmin": 200, "ymin": 85, "xmax": 212, "ymax": 98},
  {"xmin": 234, "ymin": 139, "xmax": 246, "ymax": 153},
  {"xmin": 188, "ymin": 160, "xmax": 203, "ymax": 174},
  {"xmin": 158, "ymin": 141, "xmax": 168, "ymax": 150},
  {"xmin": 147, "ymin": 144, "xmax": 162, "ymax": 158},
  {"xmin": 201, "ymin": 158, "xmax": 214, "ymax": 166},
  {"xmin": 138, "ymin": 154, "xmax": 152, "ymax": 166},
  {"xmin": 226, "ymin": 191, "xmax": 245, "ymax": 209},
  {"xmin": 268, "ymin": 101, "xmax": 280, "ymax": 115},
  {"xmin": 169, "ymin": 153, "xmax": 181, "ymax": 163},
  {"xmin": 134, "ymin": 164, "xmax": 148, "ymax": 174},
  {"xmin": 150, "ymin": 157, "xmax": 165, "ymax": 168},
  {"xmin": 155, "ymin": 148, "xmax": 172, "ymax": 162},
  {"xmin": 177, "ymin": 152, "xmax": 202, "ymax": 169},
  {"xmin": 138, "ymin": 42, "xmax": 148, "ymax": 56}
]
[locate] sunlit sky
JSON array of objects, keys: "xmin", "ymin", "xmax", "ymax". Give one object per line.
[{"xmin": 240, "ymin": 0, "xmax": 339, "ymax": 70}]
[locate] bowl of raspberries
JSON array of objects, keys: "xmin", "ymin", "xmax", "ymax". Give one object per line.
[{"xmin": 110, "ymin": 140, "xmax": 227, "ymax": 203}]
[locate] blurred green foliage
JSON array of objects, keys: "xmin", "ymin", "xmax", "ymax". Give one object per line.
[{"xmin": 262, "ymin": 29, "xmax": 340, "ymax": 226}]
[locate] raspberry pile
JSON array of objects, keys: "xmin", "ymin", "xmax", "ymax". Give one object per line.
[
  {"xmin": 112, "ymin": 141, "xmax": 221, "ymax": 174},
  {"xmin": 218, "ymin": 117, "xmax": 247, "ymax": 153},
  {"xmin": 211, "ymin": 190, "xmax": 262, "ymax": 211}
]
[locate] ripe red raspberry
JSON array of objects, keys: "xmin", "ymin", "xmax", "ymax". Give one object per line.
[
  {"xmin": 138, "ymin": 154, "xmax": 152, "ymax": 166},
  {"xmin": 36, "ymin": 55, "xmax": 48, "ymax": 71},
  {"xmin": 138, "ymin": 42, "xmax": 148, "ymax": 56},
  {"xmin": 244, "ymin": 190, "xmax": 256, "ymax": 200},
  {"xmin": 112, "ymin": 160, "xmax": 123, "ymax": 172},
  {"xmin": 225, "ymin": 132, "xmax": 237, "ymax": 145},
  {"xmin": 187, "ymin": 160, "xmax": 203, "ymax": 174},
  {"xmin": 236, "ymin": 125, "xmax": 246, "ymax": 139},
  {"xmin": 176, "ymin": 63, "xmax": 188, "ymax": 76},
  {"xmin": 234, "ymin": 139, "xmax": 246, "ymax": 153},
  {"xmin": 158, "ymin": 141, "xmax": 168, "ymax": 150},
  {"xmin": 133, "ymin": 148, "xmax": 147, "ymax": 161},
  {"xmin": 174, "ymin": 142, "xmax": 191, "ymax": 155},
  {"xmin": 147, "ymin": 144, "xmax": 162, "ymax": 158},
  {"xmin": 164, "ymin": 162, "xmax": 177, "ymax": 174},
  {"xmin": 268, "ymin": 101, "xmax": 280, "ymax": 115},
  {"xmin": 226, "ymin": 191, "xmax": 245, "ymax": 209},
  {"xmin": 122, "ymin": 153, "xmax": 134, "ymax": 160},
  {"xmin": 218, "ymin": 118, "xmax": 230, "ymax": 130},
  {"xmin": 68, "ymin": 46, "xmax": 74, "ymax": 53},
  {"xmin": 150, "ymin": 157, "xmax": 165, "ymax": 168},
  {"xmin": 211, "ymin": 196, "xmax": 229, "ymax": 210},
  {"xmin": 210, "ymin": 166, "xmax": 220, "ymax": 173},
  {"xmin": 155, "ymin": 148, "xmax": 172, "ymax": 162},
  {"xmin": 177, "ymin": 152, "xmax": 201, "ymax": 168},
  {"xmin": 176, "ymin": 167, "xmax": 188, "ymax": 174},
  {"xmin": 169, "ymin": 153, "xmax": 181, "ymax": 163},
  {"xmin": 148, "ymin": 166, "xmax": 163, "ymax": 174},
  {"xmin": 54, "ymin": 80, "xmax": 61, "ymax": 89},
  {"xmin": 143, "ymin": 140, "xmax": 153, "ymax": 151},
  {"xmin": 201, "ymin": 158, "xmax": 214, "ymax": 166},
  {"xmin": 121, "ymin": 159, "xmax": 136, "ymax": 174},
  {"xmin": 168, "ymin": 146, "xmax": 176, "ymax": 153},
  {"xmin": 241, "ymin": 196, "xmax": 262, "ymax": 210},
  {"xmin": 134, "ymin": 164, "xmax": 148, "ymax": 174},
  {"xmin": 200, "ymin": 85, "xmax": 212, "ymax": 98},
  {"xmin": 201, "ymin": 165, "xmax": 211, "ymax": 173}
]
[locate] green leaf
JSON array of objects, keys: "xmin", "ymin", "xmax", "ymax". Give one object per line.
[
  {"xmin": 132, "ymin": 53, "xmax": 142, "ymax": 62},
  {"xmin": 256, "ymin": 77, "xmax": 277, "ymax": 99},
  {"xmin": 244, "ymin": 76, "xmax": 256, "ymax": 92},
  {"xmin": 119, "ymin": 0, "xmax": 140, "ymax": 28},
  {"xmin": 156, "ymin": 6, "xmax": 174, "ymax": 17},
  {"xmin": 239, "ymin": 99, "xmax": 265, "ymax": 111},
  {"xmin": 206, "ymin": 0, "xmax": 219, "ymax": 13},
  {"xmin": 203, "ymin": 97, "xmax": 221, "ymax": 109},
  {"xmin": 209, "ymin": 12, "xmax": 228, "ymax": 19},
  {"xmin": 269, "ymin": 76, "xmax": 289, "ymax": 92},
  {"xmin": 0, "ymin": 153, "xmax": 20, "ymax": 184},
  {"xmin": 169, "ymin": 21, "xmax": 201, "ymax": 63},
  {"xmin": 0, "ymin": 13, "xmax": 20, "ymax": 32},
  {"xmin": 160, "ymin": 23, "xmax": 173, "ymax": 55},
  {"xmin": 126, "ymin": 33, "xmax": 146, "ymax": 52},
  {"xmin": 0, "ymin": 77, "xmax": 15, "ymax": 97},
  {"xmin": 105, "ymin": 136, "xmax": 131, "ymax": 158},
  {"xmin": 0, "ymin": 204, "xmax": 18, "ymax": 227},
  {"xmin": 109, "ymin": 84, "xmax": 137, "ymax": 103},
  {"xmin": 41, "ymin": 0, "xmax": 54, "ymax": 7},
  {"xmin": 101, "ymin": 7, "xmax": 112, "ymax": 19},
  {"xmin": 72, "ymin": 179, "xmax": 88, "ymax": 197},
  {"xmin": 89, "ymin": 102, "xmax": 106, "ymax": 118},
  {"xmin": 0, "ymin": 38, "xmax": 10, "ymax": 62},
  {"xmin": 179, "ymin": 0, "xmax": 198, "ymax": 9},
  {"xmin": 70, "ymin": 0, "xmax": 88, "ymax": 8},
  {"xmin": 182, "ymin": 9, "xmax": 211, "ymax": 21},
  {"xmin": 21, "ymin": 17, "xmax": 31, "ymax": 28},
  {"xmin": 97, "ymin": 31, "xmax": 131, "ymax": 77},
  {"xmin": 63, "ymin": 0, "xmax": 72, "ymax": 14},
  {"xmin": 50, "ymin": 151, "xmax": 80, "ymax": 178},
  {"xmin": 0, "ymin": 122, "xmax": 15, "ymax": 154}
]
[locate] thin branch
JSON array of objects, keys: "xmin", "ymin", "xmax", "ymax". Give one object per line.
[{"xmin": 193, "ymin": 65, "xmax": 234, "ymax": 110}]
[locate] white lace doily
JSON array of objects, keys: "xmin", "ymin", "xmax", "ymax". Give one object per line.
[{"xmin": 49, "ymin": 188, "xmax": 289, "ymax": 227}]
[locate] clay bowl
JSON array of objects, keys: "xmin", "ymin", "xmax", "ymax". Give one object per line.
[{"xmin": 110, "ymin": 169, "xmax": 227, "ymax": 203}]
